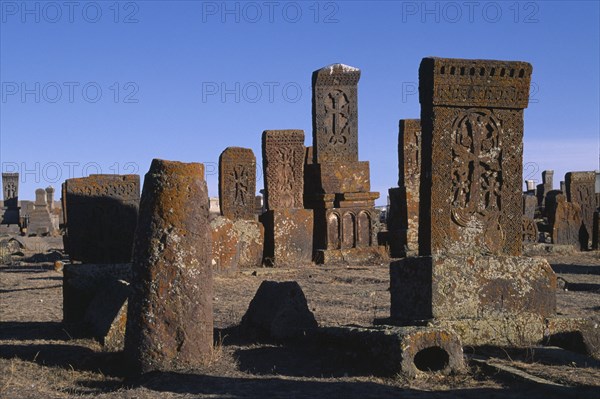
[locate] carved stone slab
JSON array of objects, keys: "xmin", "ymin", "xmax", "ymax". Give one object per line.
[
  {"xmin": 262, "ymin": 130, "xmax": 305, "ymax": 210},
  {"xmin": 551, "ymin": 194, "xmax": 583, "ymax": 248},
  {"xmin": 312, "ymin": 64, "xmax": 360, "ymax": 164},
  {"xmin": 565, "ymin": 171, "xmax": 595, "ymax": 249},
  {"xmin": 523, "ymin": 194, "xmax": 537, "ymax": 219},
  {"xmin": 418, "ymin": 57, "xmax": 532, "ymax": 257},
  {"xmin": 219, "ymin": 147, "xmax": 256, "ymax": 221},
  {"xmin": 64, "ymin": 174, "xmax": 140, "ymax": 263}
]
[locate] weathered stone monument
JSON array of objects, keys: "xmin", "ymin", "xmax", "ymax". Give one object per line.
[
  {"xmin": 260, "ymin": 130, "xmax": 313, "ymax": 266},
  {"xmin": 63, "ymin": 175, "xmax": 140, "ymax": 263},
  {"xmin": 388, "ymin": 119, "xmax": 421, "ymax": 258},
  {"xmin": 1, "ymin": 173, "xmax": 20, "ymax": 226},
  {"xmin": 565, "ymin": 171, "xmax": 595, "ymax": 250},
  {"xmin": 27, "ymin": 188, "xmax": 56, "ymax": 236},
  {"xmin": 390, "ymin": 58, "xmax": 557, "ymax": 346},
  {"xmin": 304, "ymin": 63, "xmax": 387, "ymax": 264},
  {"xmin": 551, "ymin": 193, "xmax": 584, "ymax": 248},
  {"xmin": 522, "ymin": 217, "xmax": 538, "ymax": 243},
  {"xmin": 213, "ymin": 147, "xmax": 264, "ymax": 269},
  {"xmin": 537, "ymin": 170, "xmax": 554, "ymax": 207},
  {"xmin": 125, "ymin": 159, "xmax": 213, "ymax": 373},
  {"xmin": 523, "ymin": 194, "xmax": 537, "ymax": 219}
]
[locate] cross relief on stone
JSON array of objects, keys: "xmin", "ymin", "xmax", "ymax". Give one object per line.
[{"xmin": 324, "ymin": 90, "xmax": 349, "ymax": 146}]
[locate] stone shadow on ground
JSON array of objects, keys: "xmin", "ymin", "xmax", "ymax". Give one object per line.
[
  {"xmin": 0, "ymin": 321, "xmax": 70, "ymax": 341},
  {"xmin": 551, "ymin": 264, "xmax": 600, "ymax": 275}
]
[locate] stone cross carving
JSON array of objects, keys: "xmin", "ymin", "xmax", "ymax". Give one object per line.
[{"xmin": 219, "ymin": 147, "xmax": 257, "ymax": 221}]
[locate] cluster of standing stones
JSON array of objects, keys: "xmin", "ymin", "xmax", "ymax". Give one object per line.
[{"xmin": 2, "ymin": 58, "xmax": 599, "ymax": 376}]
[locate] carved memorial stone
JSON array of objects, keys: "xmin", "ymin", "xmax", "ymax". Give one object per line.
[
  {"xmin": 125, "ymin": 159, "xmax": 213, "ymax": 373},
  {"xmin": 565, "ymin": 171, "xmax": 595, "ymax": 250},
  {"xmin": 391, "ymin": 57, "xmax": 557, "ymax": 346},
  {"xmin": 523, "ymin": 194, "xmax": 537, "ymax": 219},
  {"xmin": 537, "ymin": 170, "xmax": 553, "ymax": 207},
  {"xmin": 545, "ymin": 190, "xmax": 563, "ymax": 228},
  {"xmin": 522, "ymin": 216, "xmax": 538, "ymax": 243},
  {"xmin": 305, "ymin": 64, "xmax": 386, "ymax": 264},
  {"xmin": 388, "ymin": 119, "xmax": 421, "ymax": 257},
  {"xmin": 261, "ymin": 130, "xmax": 313, "ymax": 266},
  {"xmin": 219, "ymin": 147, "xmax": 257, "ymax": 221},
  {"xmin": 64, "ymin": 174, "xmax": 140, "ymax": 263},
  {"xmin": 1, "ymin": 173, "xmax": 20, "ymax": 225},
  {"xmin": 551, "ymin": 194, "xmax": 583, "ymax": 248}
]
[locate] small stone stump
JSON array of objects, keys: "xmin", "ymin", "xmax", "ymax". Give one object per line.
[
  {"xmin": 125, "ymin": 159, "xmax": 213, "ymax": 373},
  {"xmin": 240, "ymin": 281, "xmax": 317, "ymax": 341}
]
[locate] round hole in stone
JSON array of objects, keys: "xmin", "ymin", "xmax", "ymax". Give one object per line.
[{"xmin": 413, "ymin": 346, "xmax": 449, "ymax": 372}]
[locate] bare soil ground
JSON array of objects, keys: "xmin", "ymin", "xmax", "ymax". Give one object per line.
[{"xmin": 1, "ymin": 239, "xmax": 599, "ymax": 398}]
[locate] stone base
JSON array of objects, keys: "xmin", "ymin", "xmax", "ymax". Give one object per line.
[
  {"xmin": 318, "ymin": 325, "xmax": 465, "ymax": 377},
  {"xmin": 305, "ymin": 161, "xmax": 371, "ymax": 194},
  {"xmin": 233, "ymin": 219, "xmax": 264, "ymax": 268},
  {"xmin": 390, "ymin": 255, "xmax": 557, "ymax": 326},
  {"xmin": 210, "ymin": 216, "xmax": 240, "ymax": 274},
  {"xmin": 260, "ymin": 209, "xmax": 313, "ymax": 267},
  {"xmin": 315, "ymin": 246, "xmax": 388, "ymax": 265},
  {"xmin": 63, "ymin": 263, "xmax": 131, "ymax": 349}
]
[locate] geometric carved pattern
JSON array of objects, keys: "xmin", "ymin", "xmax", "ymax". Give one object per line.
[
  {"xmin": 219, "ymin": 147, "xmax": 257, "ymax": 221},
  {"xmin": 522, "ymin": 216, "xmax": 538, "ymax": 243},
  {"xmin": 312, "ymin": 64, "xmax": 360, "ymax": 164},
  {"xmin": 325, "ymin": 208, "xmax": 373, "ymax": 250},
  {"xmin": 262, "ymin": 130, "xmax": 305, "ymax": 210},
  {"xmin": 419, "ymin": 57, "xmax": 532, "ymax": 257}
]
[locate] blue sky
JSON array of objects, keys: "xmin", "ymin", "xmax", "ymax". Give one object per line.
[{"xmin": 1, "ymin": 0, "xmax": 598, "ymax": 203}]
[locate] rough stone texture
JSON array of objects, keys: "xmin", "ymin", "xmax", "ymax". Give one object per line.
[
  {"xmin": 210, "ymin": 216, "xmax": 240, "ymax": 274},
  {"xmin": 312, "ymin": 63, "xmax": 360, "ymax": 164},
  {"xmin": 304, "ymin": 162, "xmax": 371, "ymax": 194},
  {"xmin": 551, "ymin": 194, "xmax": 583, "ymax": 248},
  {"xmin": 313, "ymin": 208, "xmax": 379, "ymax": 250},
  {"xmin": 545, "ymin": 190, "xmax": 563, "ymax": 227},
  {"xmin": 565, "ymin": 171, "xmax": 596, "ymax": 250},
  {"xmin": 418, "ymin": 57, "xmax": 532, "ymax": 257},
  {"xmin": 240, "ymin": 281, "xmax": 317, "ymax": 340},
  {"xmin": 1, "ymin": 172, "xmax": 20, "ymax": 225},
  {"xmin": 522, "ymin": 216, "xmax": 538, "ymax": 243},
  {"xmin": 523, "ymin": 194, "xmax": 537, "ymax": 219},
  {"xmin": 219, "ymin": 147, "xmax": 257, "ymax": 221},
  {"xmin": 388, "ymin": 119, "xmax": 421, "ymax": 258},
  {"xmin": 125, "ymin": 159, "xmax": 213, "ymax": 374},
  {"xmin": 314, "ymin": 246, "xmax": 389, "ymax": 266},
  {"xmin": 537, "ymin": 170, "xmax": 554, "ymax": 207},
  {"xmin": 63, "ymin": 174, "xmax": 140, "ymax": 263},
  {"xmin": 233, "ymin": 219, "xmax": 264, "ymax": 268},
  {"xmin": 28, "ymin": 188, "xmax": 56, "ymax": 236},
  {"xmin": 62, "ymin": 263, "xmax": 132, "ymax": 324},
  {"xmin": 262, "ymin": 130, "xmax": 305, "ymax": 210},
  {"xmin": 390, "ymin": 255, "xmax": 556, "ymax": 323},
  {"xmin": 318, "ymin": 325, "xmax": 465, "ymax": 377},
  {"xmin": 593, "ymin": 211, "xmax": 599, "ymax": 250},
  {"xmin": 261, "ymin": 209, "xmax": 313, "ymax": 267},
  {"xmin": 83, "ymin": 279, "xmax": 130, "ymax": 351}
]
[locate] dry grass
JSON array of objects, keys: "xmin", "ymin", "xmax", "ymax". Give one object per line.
[{"xmin": 1, "ymin": 242, "xmax": 600, "ymax": 398}]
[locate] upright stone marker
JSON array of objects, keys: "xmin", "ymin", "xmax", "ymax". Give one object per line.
[
  {"xmin": 523, "ymin": 194, "xmax": 537, "ymax": 219},
  {"xmin": 388, "ymin": 119, "xmax": 421, "ymax": 257},
  {"xmin": 304, "ymin": 63, "xmax": 386, "ymax": 264},
  {"xmin": 312, "ymin": 64, "xmax": 359, "ymax": 164},
  {"xmin": 391, "ymin": 58, "xmax": 556, "ymax": 346},
  {"xmin": 28, "ymin": 188, "xmax": 56, "ymax": 235},
  {"xmin": 551, "ymin": 194, "xmax": 583, "ymax": 248},
  {"xmin": 418, "ymin": 58, "xmax": 532, "ymax": 257},
  {"xmin": 219, "ymin": 147, "xmax": 257, "ymax": 221},
  {"xmin": 565, "ymin": 171, "xmax": 595, "ymax": 249},
  {"xmin": 1, "ymin": 173, "xmax": 20, "ymax": 225},
  {"xmin": 64, "ymin": 175, "xmax": 140, "ymax": 263},
  {"xmin": 537, "ymin": 170, "xmax": 554, "ymax": 207},
  {"xmin": 261, "ymin": 130, "xmax": 313, "ymax": 265},
  {"xmin": 125, "ymin": 159, "xmax": 213, "ymax": 373},
  {"xmin": 262, "ymin": 130, "xmax": 305, "ymax": 209}
]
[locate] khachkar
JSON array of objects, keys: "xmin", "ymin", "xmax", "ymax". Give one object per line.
[
  {"xmin": 125, "ymin": 160, "xmax": 213, "ymax": 373},
  {"xmin": 390, "ymin": 58, "xmax": 558, "ymax": 346},
  {"xmin": 565, "ymin": 171, "xmax": 595, "ymax": 250},
  {"xmin": 536, "ymin": 170, "xmax": 554, "ymax": 208},
  {"xmin": 1, "ymin": 173, "xmax": 20, "ymax": 225},
  {"xmin": 63, "ymin": 174, "xmax": 140, "ymax": 263},
  {"xmin": 388, "ymin": 119, "xmax": 421, "ymax": 258},
  {"xmin": 304, "ymin": 63, "xmax": 386, "ymax": 264},
  {"xmin": 215, "ymin": 147, "xmax": 264, "ymax": 269},
  {"xmin": 260, "ymin": 130, "xmax": 313, "ymax": 266}
]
